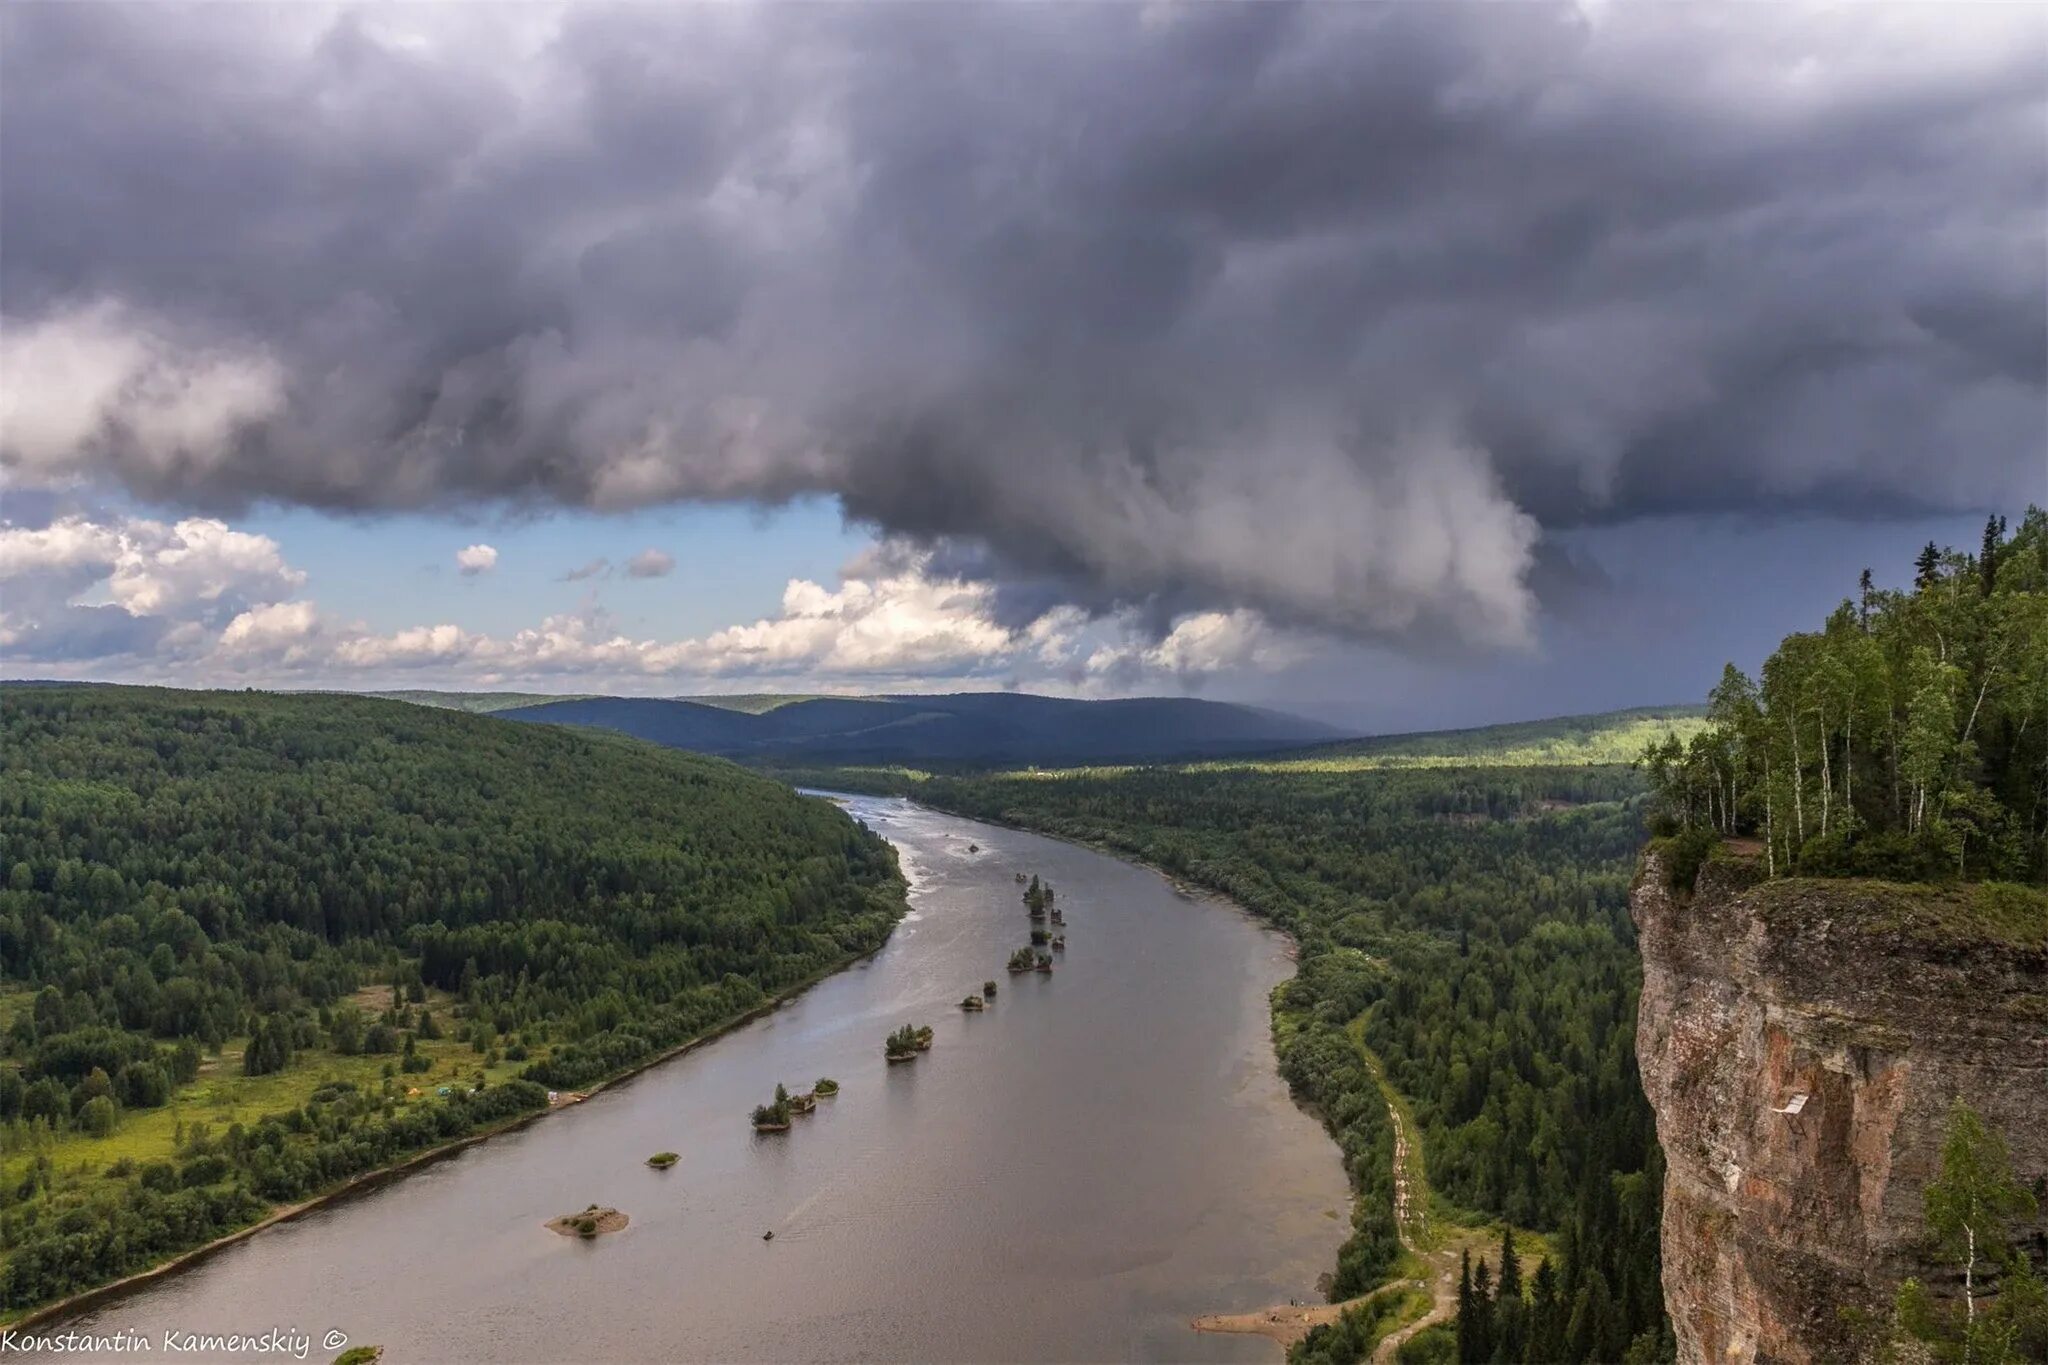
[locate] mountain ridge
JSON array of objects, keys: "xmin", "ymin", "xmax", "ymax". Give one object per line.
[{"xmin": 492, "ymin": 691, "xmax": 1347, "ymax": 765}]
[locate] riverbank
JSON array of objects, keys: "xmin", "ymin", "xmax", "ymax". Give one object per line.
[
  {"xmin": 3, "ymin": 923, "xmax": 904, "ymax": 1334},
  {"xmin": 1191, "ymin": 1279, "xmax": 1423, "ymax": 1352}
]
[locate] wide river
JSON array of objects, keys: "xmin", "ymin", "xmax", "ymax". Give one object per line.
[{"xmin": 44, "ymin": 795, "xmax": 1351, "ymax": 1363}]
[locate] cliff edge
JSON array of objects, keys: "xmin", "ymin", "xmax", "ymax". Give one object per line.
[{"xmin": 1632, "ymin": 849, "xmax": 2048, "ymax": 1365}]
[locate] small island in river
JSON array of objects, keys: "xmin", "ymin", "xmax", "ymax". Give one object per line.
[
  {"xmin": 548, "ymin": 1205, "xmax": 629, "ymax": 1238},
  {"xmin": 752, "ymin": 1084, "xmax": 795, "ymax": 1130},
  {"xmin": 884, "ymin": 1024, "xmax": 925, "ymax": 1062}
]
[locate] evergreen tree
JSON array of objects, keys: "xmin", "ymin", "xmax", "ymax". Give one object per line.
[
  {"xmin": 1456, "ymin": 1250, "xmax": 1476, "ymax": 1365},
  {"xmin": 1917, "ymin": 540, "xmax": 1943, "ymax": 588},
  {"xmin": 1497, "ymin": 1228, "xmax": 1521, "ymax": 1300},
  {"xmin": 1980, "ymin": 514, "xmax": 2004, "ymax": 597},
  {"xmin": 1490, "ymin": 1229, "xmax": 1526, "ymax": 1364},
  {"xmin": 1528, "ymin": 1259, "xmax": 1560, "ymax": 1365},
  {"xmin": 1470, "ymin": 1258, "xmax": 1495, "ymax": 1364}
]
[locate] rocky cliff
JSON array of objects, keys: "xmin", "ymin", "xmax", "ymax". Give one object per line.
[{"xmin": 1632, "ymin": 850, "xmax": 2048, "ymax": 1365}]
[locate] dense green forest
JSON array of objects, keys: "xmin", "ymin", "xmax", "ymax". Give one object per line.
[
  {"xmin": 0, "ymin": 686, "xmax": 904, "ymax": 1313},
  {"xmin": 1646, "ymin": 510, "xmax": 2048, "ymax": 882},
  {"xmin": 789, "ymin": 743, "xmax": 1671, "ymax": 1362}
]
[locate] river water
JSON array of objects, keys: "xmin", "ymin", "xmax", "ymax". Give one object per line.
[{"xmin": 42, "ymin": 795, "xmax": 1350, "ymax": 1363}]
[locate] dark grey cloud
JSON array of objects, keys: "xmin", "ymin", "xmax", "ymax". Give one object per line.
[{"xmin": 2, "ymin": 2, "xmax": 2042, "ymax": 651}]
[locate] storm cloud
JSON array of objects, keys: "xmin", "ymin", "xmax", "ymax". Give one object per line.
[{"xmin": 3, "ymin": 2, "xmax": 2042, "ymax": 651}]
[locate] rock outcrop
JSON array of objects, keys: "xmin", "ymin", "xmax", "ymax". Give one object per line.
[{"xmin": 1633, "ymin": 849, "xmax": 2048, "ymax": 1365}]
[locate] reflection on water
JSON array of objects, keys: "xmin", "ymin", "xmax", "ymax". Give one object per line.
[{"xmin": 44, "ymin": 796, "xmax": 1350, "ymax": 1363}]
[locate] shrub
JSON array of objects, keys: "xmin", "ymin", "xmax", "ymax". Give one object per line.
[
  {"xmin": 1660, "ymin": 826, "xmax": 1720, "ymax": 892},
  {"xmin": 77, "ymin": 1095, "xmax": 118, "ymax": 1137}
]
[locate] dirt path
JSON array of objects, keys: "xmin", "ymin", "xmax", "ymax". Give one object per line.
[
  {"xmin": 1352, "ymin": 1035, "xmax": 1460, "ymax": 1363},
  {"xmin": 1193, "ymin": 1030, "xmax": 1459, "ymax": 1361},
  {"xmin": 1353, "ymin": 1030, "xmax": 1428, "ymax": 1253},
  {"xmin": 1371, "ymin": 1254, "xmax": 1458, "ymax": 1364}
]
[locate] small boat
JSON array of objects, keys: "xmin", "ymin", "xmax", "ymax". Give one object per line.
[{"xmin": 763, "ymin": 1230, "xmax": 775, "ymax": 1241}]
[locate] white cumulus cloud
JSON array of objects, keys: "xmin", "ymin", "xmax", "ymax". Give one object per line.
[
  {"xmin": 455, "ymin": 543, "xmax": 498, "ymax": 576},
  {"xmin": 2, "ymin": 512, "xmax": 1309, "ymax": 693}
]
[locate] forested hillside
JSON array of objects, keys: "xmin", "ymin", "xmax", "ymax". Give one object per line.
[
  {"xmin": 793, "ymin": 758, "xmax": 1670, "ymax": 1362},
  {"xmin": 1646, "ymin": 510, "xmax": 2048, "ymax": 883},
  {"xmin": 0, "ymin": 686, "xmax": 904, "ymax": 1314}
]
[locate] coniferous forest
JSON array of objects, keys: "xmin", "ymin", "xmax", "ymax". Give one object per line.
[{"xmin": 0, "ymin": 687, "xmax": 904, "ymax": 1312}]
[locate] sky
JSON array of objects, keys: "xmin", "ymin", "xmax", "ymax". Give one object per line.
[{"xmin": 0, "ymin": 1, "xmax": 2043, "ymax": 732}]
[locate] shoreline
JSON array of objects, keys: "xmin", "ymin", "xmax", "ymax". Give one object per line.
[
  {"xmin": 1191, "ymin": 1279, "xmax": 1421, "ymax": 1352},
  {"xmin": 4, "ymin": 921, "xmax": 904, "ymax": 1334}
]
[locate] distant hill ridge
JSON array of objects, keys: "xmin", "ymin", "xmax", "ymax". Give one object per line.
[
  {"xmin": 490, "ymin": 691, "xmax": 1346, "ymax": 765},
  {"xmin": 5, "ymin": 683, "xmax": 1704, "ymax": 769}
]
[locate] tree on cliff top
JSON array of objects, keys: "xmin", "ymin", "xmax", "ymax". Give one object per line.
[
  {"xmin": 1644, "ymin": 507, "xmax": 2048, "ymax": 883},
  {"xmin": 1890, "ymin": 1099, "xmax": 2045, "ymax": 1365}
]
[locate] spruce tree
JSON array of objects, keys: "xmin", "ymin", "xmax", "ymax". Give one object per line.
[
  {"xmin": 1915, "ymin": 540, "xmax": 1942, "ymax": 588},
  {"xmin": 1456, "ymin": 1249, "xmax": 1476, "ymax": 1364},
  {"xmin": 1471, "ymin": 1258, "xmax": 1496, "ymax": 1363},
  {"xmin": 1529, "ymin": 1259, "xmax": 1560, "ymax": 1364},
  {"xmin": 1980, "ymin": 514, "xmax": 2004, "ymax": 596}
]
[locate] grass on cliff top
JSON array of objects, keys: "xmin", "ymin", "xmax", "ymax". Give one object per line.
[{"xmin": 1756, "ymin": 878, "xmax": 2048, "ymax": 950}]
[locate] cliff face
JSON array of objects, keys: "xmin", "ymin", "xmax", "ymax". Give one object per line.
[{"xmin": 1632, "ymin": 852, "xmax": 2048, "ymax": 1365}]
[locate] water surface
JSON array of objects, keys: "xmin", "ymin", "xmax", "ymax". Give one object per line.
[{"xmin": 44, "ymin": 796, "xmax": 1350, "ymax": 1362}]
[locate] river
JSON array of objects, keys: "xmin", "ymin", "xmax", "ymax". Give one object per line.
[{"xmin": 38, "ymin": 795, "xmax": 1351, "ymax": 1363}]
